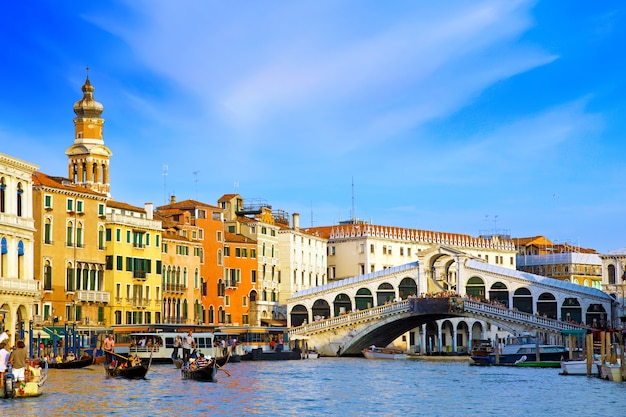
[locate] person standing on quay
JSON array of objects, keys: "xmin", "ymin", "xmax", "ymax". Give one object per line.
[
  {"xmin": 0, "ymin": 342, "xmax": 9, "ymax": 389},
  {"xmin": 9, "ymin": 340, "xmax": 27, "ymax": 382}
]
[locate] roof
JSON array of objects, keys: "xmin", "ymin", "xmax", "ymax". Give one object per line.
[
  {"xmin": 516, "ymin": 252, "xmax": 602, "ymax": 266},
  {"xmin": 107, "ymin": 200, "xmax": 145, "ymax": 212},
  {"xmin": 156, "ymin": 198, "xmax": 221, "ymax": 211},
  {"xmin": 32, "ymin": 171, "xmax": 107, "ymax": 198},
  {"xmin": 225, "ymin": 231, "xmax": 256, "ymax": 244},
  {"xmin": 466, "ymin": 259, "xmax": 612, "ymax": 301},
  {"xmin": 604, "ymin": 247, "xmax": 626, "ymax": 256}
]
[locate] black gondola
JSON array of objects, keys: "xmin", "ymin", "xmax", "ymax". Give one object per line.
[
  {"xmin": 174, "ymin": 352, "xmax": 230, "ymax": 369},
  {"xmin": 49, "ymin": 355, "xmax": 94, "ymax": 369},
  {"xmin": 181, "ymin": 359, "xmax": 217, "ymax": 382},
  {"xmin": 105, "ymin": 363, "xmax": 149, "ymax": 379}
]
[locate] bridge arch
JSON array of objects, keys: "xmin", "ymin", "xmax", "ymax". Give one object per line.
[
  {"xmin": 333, "ymin": 293, "xmax": 352, "ymax": 316},
  {"xmin": 488, "ymin": 282, "xmax": 509, "ymax": 307},
  {"xmin": 537, "ymin": 292, "xmax": 557, "ymax": 319},
  {"xmin": 355, "ymin": 288, "xmax": 373, "ymax": 310},
  {"xmin": 398, "ymin": 277, "xmax": 418, "ymax": 299},
  {"xmin": 512, "ymin": 287, "xmax": 533, "ymax": 313},
  {"xmin": 312, "ymin": 299, "xmax": 331, "ymax": 320},
  {"xmin": 561, "ymin": 297, "xmax": 582, "ymax": 323},
  {"xmin": 376, "ymin": 283, "xmax": 395, "ymax": 305},
  {"xmin": 466, "ymin": 276, "xmax": 485, "ymax": 298},
  {"xmin": 290, "ymin": 304, "xmax": 308, "ymax": 326}
]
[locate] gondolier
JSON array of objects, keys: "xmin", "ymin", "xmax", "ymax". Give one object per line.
[
  {"xmin": 103, "ymin": 334, "xmax": 115, "ymax": 365},
  {"xmin": 182, "ymin": 330, "xmax": 195, "ymax": 365}
]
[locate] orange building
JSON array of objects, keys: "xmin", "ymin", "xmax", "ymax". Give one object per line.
[
  {"xmin": 156, "ymin": 197, "xmax": 225, "ymax": 325},
  {"xmin": 223, "ymin": 231, "xmax": 257, "ymax": 326}
]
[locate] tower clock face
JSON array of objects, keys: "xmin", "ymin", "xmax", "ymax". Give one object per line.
[{"xmin": 88, "ymin": 124, "xmax": 94, "ymax": 129}]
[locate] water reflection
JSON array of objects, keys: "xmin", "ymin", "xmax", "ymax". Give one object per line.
[{"xmin": 1, "ymin": 358, "xmax": 625, "ymax": 416}]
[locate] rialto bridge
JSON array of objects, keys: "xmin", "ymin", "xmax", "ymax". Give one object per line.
[{"xmin": 286, "ymin": 245, "xmax": 614, "ymax": 356}]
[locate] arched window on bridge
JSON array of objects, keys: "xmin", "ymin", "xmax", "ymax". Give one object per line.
[
  {"xmin": 376, "ymin": 283, "xmax": 395, "ymax": 305},
  {"xmin": 290, "ymin": 304, "xmax": 308, "ymax": 326},
  {"xmin": 398, "ymin": 277, "xmax": 418, "ymax": 299},
  {"xmin": 333, "ymin": 293, "xmax": 352, "ymax": 316},
  {"xmin": 512, "ymin": 287, "xmax": 533, "ymax": 314},
  {"xmin": 312, "ymin": 299, "xmax": 331, "ymax": 321},
  {"xmin": 488, "ymin": 282, "xmax": 509, "ymax": 307},
  {"xmin": 355, "ymin": 288, "xmax": 373, "ymax": 310},
  {"xmin": 465, "ymin": 277, "xmax": 485, "ymax": 299},
  {"xmin": 586, "ymin": 304, "xmax": 608, "ymax": 329},
  {"xmin": 608, "ymin": 264, "xmax": 616, "ymax": 285},
  {"xmin": 561, "ymin": 297, "xmax": 582, "ymax": 323},
  {"xmin": 536, "ymin": 292, "xmax": 557, "ymax": 319}
]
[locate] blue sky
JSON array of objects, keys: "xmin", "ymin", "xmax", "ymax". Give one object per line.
[{"xmin": 1, "ymin": 1, "xmax": 625, "ymax": 253}]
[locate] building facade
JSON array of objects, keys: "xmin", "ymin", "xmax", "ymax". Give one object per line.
[
  {"xmin": 32, "ymin": 172, "xmax": 109, "ymax": 327},
  {"xmin": 0, "ymin": 152, "xmax": 39, "ymax": 346},
  {"xmin": 105, "ymin": 201, "xmax": 162, "ymax": 325}
]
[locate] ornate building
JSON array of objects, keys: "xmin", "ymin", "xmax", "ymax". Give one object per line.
[{"xmin": 0, "ymin": 152, "xmax": 39, "ymax": 346}]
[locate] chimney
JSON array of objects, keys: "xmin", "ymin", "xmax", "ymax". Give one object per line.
[
  {"xmin": 145, "ymin": 203, "xmax": 154, "ymax": 220},
  {"xmin": 293, "ymin": 213, "xmax": 300, "ymax": 231},
  {"xmin": 170, "ymin": 195, "xmax": 176, "ymax": 204}
]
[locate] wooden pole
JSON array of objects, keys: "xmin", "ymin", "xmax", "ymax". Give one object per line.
[
  {"xmin": 535, "ymin": 332, "xmax": 541, "ymax": 362},
  {"xmin": 586, "ymin": 332, "xmax": 593, "ymax": 376},
  {"xmin": 600, "ymin": 331, "xmax": 606, "ymax": 364}
]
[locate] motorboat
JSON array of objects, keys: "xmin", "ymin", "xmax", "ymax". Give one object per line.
[
  {"xmin": 362, "ymin": 346, "xmax": 407, "ymax": 360},
  {"xmin": 483, "ymin": 334, "xmax": 567, "ymax": 366}
]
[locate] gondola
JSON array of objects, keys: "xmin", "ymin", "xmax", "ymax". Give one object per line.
[
  {"xmin": 173, "ymin": 352, "xmax": 230, "ymax": 369},
  {"xmin": 105, "ymin": 349, "xmax": 153, "ymax": 379},
  {"xmin": 49, "ymin": 354, "xmax": 94, "ymax": 369},
  {"xmin": 181, "ymin": 359, "xmax": 217, "ymax": 382},
  {"xmin": 105, "ymin": 363, "xmax": 149, "ymax": 379}
]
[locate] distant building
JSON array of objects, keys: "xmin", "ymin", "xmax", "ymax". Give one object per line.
[
  {"xmin": 599, "ymin": 248, "xmax": 626, "ymax": 327},
  {"xmin": 514, "ymin": 236, "xmax": 602, "ymax": 289},
  {"xmin": 306, "ymin": 219, "xmax": 516, "ymax": 292}
]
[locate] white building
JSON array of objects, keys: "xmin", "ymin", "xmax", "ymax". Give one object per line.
[{"xmin": 0, "ymin": 152, "xmax": 39, "ymax": 347}]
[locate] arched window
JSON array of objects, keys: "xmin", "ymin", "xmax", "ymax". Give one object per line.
[
  {"xmin": 17, "ymin": 182, "xmax": 23, "ymax": 217},
  {"xmin": 0, "ymin": 177, "xmax": 6, "ymax": 212},
  {"xmin": 44, "ymin": 260, "xmax": 53, "ymax": 290}
]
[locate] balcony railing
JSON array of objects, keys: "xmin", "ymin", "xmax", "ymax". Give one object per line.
[
  {"xmin": 163, "ymin": 283, "xmax": 187, "ymax": 293},
  {"xmin": 132, "ymin": 298, "xmax": 150, "ymax": 308},
  {"xmin": 0, "ymin": 277, "xmax": 40, "ymax": 296},
  {"xmin": 75, "ymin": 290, "xmax": 111, "ymax": 303},
  {"xmin": 133, "ymin": 270, "xmax": 147, "ymax": 279}
]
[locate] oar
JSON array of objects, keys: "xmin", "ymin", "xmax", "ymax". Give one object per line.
[
  {"xmin": 215, "ymin": 362, "xmax": 231, "ymax": 377},
  {"xmin": 108, "ymin": 351, "xmax": 132, "ymax": 363}
]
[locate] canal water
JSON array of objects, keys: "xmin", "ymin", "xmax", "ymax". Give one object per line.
[{"xmin": 2, "ymin": 357, "xmax": 624, "ymax": 416}]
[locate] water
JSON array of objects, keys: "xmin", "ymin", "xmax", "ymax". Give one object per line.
[{"xmin": 2, "ymin": 357, "xmax": 624, "ymax": 416}]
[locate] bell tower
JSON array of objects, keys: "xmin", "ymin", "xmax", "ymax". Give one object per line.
[{"xmin": 65, "ymin": 70, "xmax": 113, "ymax": 196}]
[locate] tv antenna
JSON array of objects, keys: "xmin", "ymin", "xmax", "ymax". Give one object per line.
[{"xmin": 163, "ymin": 165, "xmax": 168, "ymax": 204}]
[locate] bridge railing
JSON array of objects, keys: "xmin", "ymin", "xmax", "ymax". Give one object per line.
[
  {"xmin": 290, "ymin": 300, "xmax": 410, "ymax": 336},
  {"xmin": 461, "ymin": 299, "xmax": 588, "ymax": 333}
]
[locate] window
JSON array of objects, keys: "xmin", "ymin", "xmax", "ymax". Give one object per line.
[
  {"xmin": 17, "ymin": 183, "xmax": 23, "ymax": 217},
  {"xmin": 43, "ymin": 260, "xmax": 52, "ymax": 290},
  {"xmin": 44, "ymin": 219, "xmax": 52, "ymax": 244},
  {"xmin": 217, "ymin": 231, "xmax": 222, "ymax": 242},
  {"xmin": 116, "ymin": 228, "xmax": 121, "ymax": 242},
  {"xmin": 44, "ymin": 195, "xmax": 52, "ymax": 209},
  {"xmin": 251, "ymin": 270, "xmax": 257, "ymax": 283},
  {"xmin": 76, "ymin": 200, "xmax": 84, "ymax": 213},
  {"xmin": 98, "ymin": 227, "xmax": 105, "ymax": 249},
  {"xmin": 98, "ymin": 203, "xmax": 105, "ymax": 217},
  {"xmin": 116, "ymin": 255, "xmax": 123, "ymax": 271},
  {"xmin": 67, "ymin": 198, "xmax": 74, "ymax": 212},
  {"xmin": 211, "ymin": 211, "xmax": 220, "ymax": 220},
  {"xmin": 66, "ymin": 222, "xmax": 74, "ymax": 246}
]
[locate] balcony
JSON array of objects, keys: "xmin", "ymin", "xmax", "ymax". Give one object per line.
[
  {"xmin": 133, "ymin": 270, "xmax": 147, "ymax": 279},
  {"xmin": 75, "ymin": 290, "xmax": 111, "ymax": 303},
  {"xmin": 132, "ymin": 298, "xmax": 150, "ymax": 308},
  {"xmin": 163, "ymin": 283, "xmax": 187, "ymax": 293},
  {"xmin": 0, "ymin": 277, "xmax": 40, "ymax": 297}
]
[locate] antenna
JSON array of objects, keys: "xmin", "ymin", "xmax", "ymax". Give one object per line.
[
  {"xmin": 351, "ymin": 176, "xmax": 355, "ymax": 221},
  {"xmin": 163, "ymin": 165, "xmax": 168, "ymax": 204},
  {"xmin": 310, "ymin": 200, "xmax": 314, "ymax": 227},
  {"xmin": 233, "ymin": 181, "xmax": 239, "ymax": 191},
  {"xmin": 193, "ymin": 171, "xmax": 200, "ymax": 200}
]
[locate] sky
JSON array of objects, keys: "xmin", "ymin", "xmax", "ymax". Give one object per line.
[{"xmin": 1, "ymin": 1, "xmax": 625, "ymax": 253}]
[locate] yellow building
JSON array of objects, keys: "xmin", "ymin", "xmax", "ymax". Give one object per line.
[
  {"xmin": 32, "ymin": 172, "xmax": 109, "ymax": 327},
  {"xmin": 105, "ymin": 201, "xmax": 162, "ymax": 325}
]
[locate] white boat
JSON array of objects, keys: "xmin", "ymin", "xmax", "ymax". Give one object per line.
[
  {"xmin": 301, "ymin": 349, "xmax": 319, "ymax": 359},
  {"xmin": 362, "ymin": 346, "xmax": 407, "ymax": 360},
  {"xmin": 128, "ymin": 331, "xmax": 223, "ymax": 363},
  {"xmin": 560, "ymin": 358, "xmax": 600, "ymax": 376}
]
